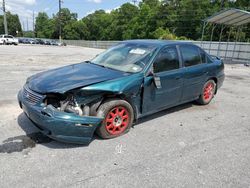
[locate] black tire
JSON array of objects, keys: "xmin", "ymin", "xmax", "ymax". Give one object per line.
[
  {"xmin": 95, "ymin": 99, "xmax": 134, "ymax": 139},
  {"xmin": 197, "ymin": 80, "xmax": 216, "ymax": 105}
]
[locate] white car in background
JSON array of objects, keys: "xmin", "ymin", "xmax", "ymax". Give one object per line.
[{"xmin": 0, "ymin": 34, "xmax": 19, "ymax": 45}]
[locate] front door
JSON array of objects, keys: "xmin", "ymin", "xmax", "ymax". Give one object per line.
[{"xmin": 143, "ymin": 46, "xmax": 183, "ymax": 113}]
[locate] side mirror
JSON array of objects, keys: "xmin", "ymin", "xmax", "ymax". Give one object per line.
[
  {"xmin": 147, "ymin": 69, "xmax": 162, "ymax": 89},
  {"xmin": 153, "ymin": 75, "xmax": 162, "ymax": 89}
]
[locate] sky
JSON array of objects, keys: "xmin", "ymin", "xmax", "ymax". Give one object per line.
[{"xmin": 0, "ymin": 0, "xmax": 138, "ymax": 31}]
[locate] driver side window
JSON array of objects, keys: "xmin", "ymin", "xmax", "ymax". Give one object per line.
[{"xmin": 153, "ymin": 46, "xmax": 180, "ymax": 73}]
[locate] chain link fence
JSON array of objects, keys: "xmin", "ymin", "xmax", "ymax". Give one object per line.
[{"xmin": 63, "ymin": 40, "xmax": 250, "ymax": 63}]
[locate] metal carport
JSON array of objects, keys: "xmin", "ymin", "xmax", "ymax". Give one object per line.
[{"xmin": 200, "ymin": 8, "xmax": 250, "ymax": 62}]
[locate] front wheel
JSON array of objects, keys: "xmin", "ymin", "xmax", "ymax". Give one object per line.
[
  {"xmin": 197, "ymin": 80, "xmax": 216, "ymax": 105},
  {"xmin": 95, "ymin": 99, "xmax": 134, "ymax": 139}
]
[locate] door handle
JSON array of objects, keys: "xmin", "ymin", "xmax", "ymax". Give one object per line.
[{"xmin": 175, "ymin": 77, "xmax": 181, "ymax": 80}]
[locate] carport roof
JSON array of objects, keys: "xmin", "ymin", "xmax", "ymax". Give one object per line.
[{"xmin": 205, "ymin": 8, "xmax": 250, "ymax": 26}]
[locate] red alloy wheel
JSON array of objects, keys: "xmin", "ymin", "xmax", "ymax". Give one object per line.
[
  {"xmin": 104, "ymin": 106, "xmax": 130, "ymax": 135},
  {"xmin": 203, "ymin": 82, "xmax": 214, "ymax": 102}
]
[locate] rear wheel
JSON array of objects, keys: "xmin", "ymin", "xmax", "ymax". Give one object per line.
[
  {"xmin": 95, "ymin": 99, "xmax": 134, "ymax": 139},
  {"xmin": 197, "ymin": 80, "xmax": 216, "ymax": 105}
]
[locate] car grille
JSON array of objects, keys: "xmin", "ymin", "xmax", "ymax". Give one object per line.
[{"xmin": 23, "ymin": 86, "xmax": 44, "ymax": 104}]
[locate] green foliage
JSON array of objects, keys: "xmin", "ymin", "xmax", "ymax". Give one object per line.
[
  {"xmin": 23, "ymin": 31, "xmax": 34, "ymax": 38},
  {"xmin": 31, "ymin": 0, "xmax": 249, "ymax": 41},
  {"xmin": 0, "ymin": 12, "xmax": 22, "ymax": 36},
  {"xmin": 35, "ymin": 12, "xmax": 53, "ymax": 38},
  {"xmin": 152, "ymin": 28, "xmax": 172, "ymax": 39}
]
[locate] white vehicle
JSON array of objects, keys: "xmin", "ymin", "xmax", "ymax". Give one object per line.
[{"xmin": 0, "ymin": 34, "xmax": 19, "ymax": 45}]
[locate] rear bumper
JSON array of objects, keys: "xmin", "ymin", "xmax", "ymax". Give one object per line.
[
  {"xmin": 18, "ymin": 90, "xmax": 103, "ymax": 144},
  {"xmin": 217, "ymin": 73, "xmax": 225, "ymax": 89}
]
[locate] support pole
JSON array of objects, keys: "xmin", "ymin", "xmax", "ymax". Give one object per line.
[
  {"xmin": 232, "ymin": 27, "xmax": 240, "ymax": 60},
  {"xmin": 33, "ymin": 11, "xmax": 35, "ymax": 37},
  {"xmin": 237, "ymin": 27, "xmax": 242, "ymax": 59},
  {"xmin": 3, "ymin": 0, "xmax": 8, "ymax": 34},
  {"xmin": 217, "ymin": 25, "xmax": 225, "ymax": 57},
  {"xmin": 22, "ymin": 21, "xmax": 25, "ymax": 31},
  {"xmin": 26, "ymin": 17, "xmax": 29, "ymax": 32},
  {"xmin": 225, "ymin": 27, "xmax": 232, "ymax": 59},
  {"xmin": 209, "ymin": 24, "xmax": 216, "ymax": 54},
  {"xmin": 59, "ymin": 0, "xmax": 62, "ymax": 43},
  {"xmin": 200, "ymin": 21, "xmax": 208, "ymax": 48}
]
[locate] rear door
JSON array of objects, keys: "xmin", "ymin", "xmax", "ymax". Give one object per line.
[
  {"xmin": 143, "ymin": 46, "xmax": 184, "ymax": 113},
  {"xmin": 179, "ymin": 44, "xmax": 208, "ymax": 102},
  {"xmin": 8, "ymin": 35, "xmax": 14, "ymax": 43}
]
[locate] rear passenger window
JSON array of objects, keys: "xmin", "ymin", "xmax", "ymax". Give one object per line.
[
  {"xmin": 206, "ymin": 55, "xmax": 213, "ymax": 63},
  {"xmin": 180, "ymin": 45, "xmax": 201, "ymax": 67},
  {"xmin": 200, "ymin": 49, "xmax": 214, "ymax": 64},
  {"xmin": 153, "ymin": 47, "xmax": 179, "ymax": 73},
  {"xmin": 200, "ymin": 49, "xmax": 207, "ymax": 64}
]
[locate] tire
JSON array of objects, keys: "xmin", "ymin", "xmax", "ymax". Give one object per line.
[
  {"xmin": 95, "ymin": 99, "xmax": 134, "ymax": 139},
  {"xmin": 197, "ymin": 80, "xmax": 216, "ymax": 105}
]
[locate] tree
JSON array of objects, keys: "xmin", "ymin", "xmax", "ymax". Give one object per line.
[
  {"xmin": 82, "ymin": 10, "xmax": 112, "ymax": 40},
  {"xmin": 63, "ymin": 20, "xmax": 89, "ymax": 40},
  {"xmin": 32, "ymin": 0, "xmax": 249, "ymax": 41},
  {"xmin": 108, "ymin": 3, "xmax": 139, "ymax": 40},
  {"xmin": 0, "ymin": 12, "xmax": 22, "ymax": 36},
  {"xmin": 54, "ymin": 8, "xmax": 78, "ymax": 39},
  {"xmin": 35, "ymin": 12, "xmax": 55, "ymax": 38}
]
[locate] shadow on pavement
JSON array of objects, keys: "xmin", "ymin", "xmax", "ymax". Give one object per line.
[
  {"xmin": 15, "ymin": 113, "xmax": 85, "ymax": 150},
  {"xmin": 1, "ymin": 102, "xmax": 195, "ymax": 153},
  {"xmin": 135, "ymin": 102, "xmax": 194, "ymax": 126}
]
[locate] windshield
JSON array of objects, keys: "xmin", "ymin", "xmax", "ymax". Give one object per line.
[{"xmin": 91, "ymin": 43, "xmax": 157, "ymax": 73}]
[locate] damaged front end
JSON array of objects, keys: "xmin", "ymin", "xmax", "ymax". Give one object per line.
[{"xmin": 18, "ymin": 85, "xmax": 103, "ymax": 144}]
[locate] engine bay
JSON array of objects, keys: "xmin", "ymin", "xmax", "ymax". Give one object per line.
[{"xmin": 43, "ymin": 93, "xmax": 102, "ymax": 117}]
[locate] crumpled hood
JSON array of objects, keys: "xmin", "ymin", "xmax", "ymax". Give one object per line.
[{"xmin": 27, "ymin": 62, "xmax": 127, "ymax": 94}]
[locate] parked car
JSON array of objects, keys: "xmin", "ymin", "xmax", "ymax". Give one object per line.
[
  {"xmin": 36, "ymin": 39, "xmax": 45, "ymax": 45},
  {"xmin": 29, "ymin": 39, "xmax": 38, "ymax": 44},
  {"xmin": 19, "ymin": 38, "xmax": 31, "ymax": 44},
  {"xmin": 0, "ymin": 34, "xmax": 19, "ymax": 45},
  {"xmin": 18, "ymin": 38, "xmax": 26, "ymax": 44},
  {"xmin": 44, "ymin": 40, "xmax": 51, "ymax": 45},
  {"xmin": 58, "ymin": 42, "xmax": 67, "ymax": 46},
  {"xmin": 50, "ymin": 40, "xmax": 59, "ymax": 46},
  {"xmin": 18, "ymin": 40, "xmax": 225, "ymax": 144}
]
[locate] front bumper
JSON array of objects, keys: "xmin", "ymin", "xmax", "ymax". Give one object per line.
[{"xmin": 18, "ymin": 89, "xmax": 103, "ymax": 144}]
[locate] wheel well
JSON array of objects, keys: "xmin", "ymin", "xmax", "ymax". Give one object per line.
[
  {"xmin": 209, "ymin": 77, "xmax": 217, "ymax": 84},
  {"xmin": 208, "ymin": 77, "xmax": 218, "ymax": 94},
  {"xmin": 97, "ymin": 94, "xmax": 138, "ymax": 121}
]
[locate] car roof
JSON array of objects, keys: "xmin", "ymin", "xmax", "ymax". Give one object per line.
[{"xmin": 122, "ymin": 39, "xmax": 194, "ymax": 47}]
